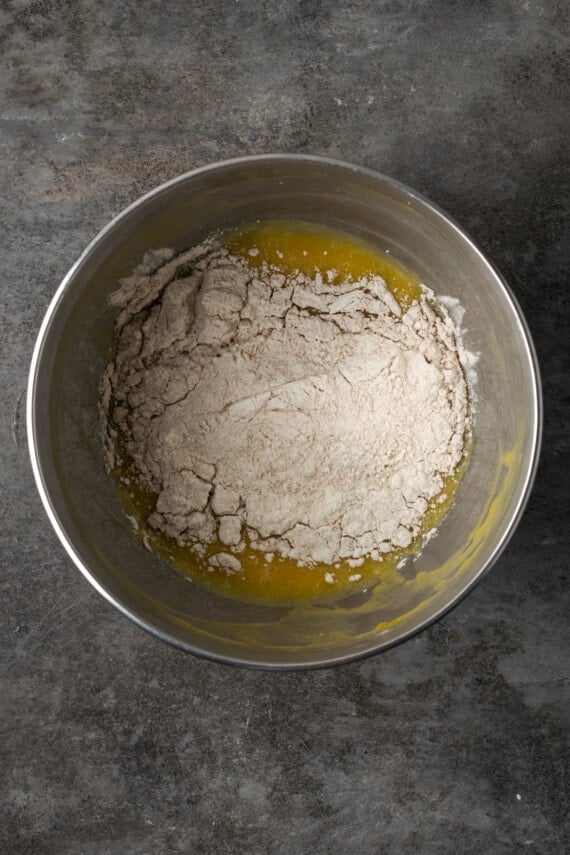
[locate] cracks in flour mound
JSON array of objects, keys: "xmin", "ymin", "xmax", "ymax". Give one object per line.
[{"xmin": 102, "ymin": 242, "xmax": 471, "ymax": 569}]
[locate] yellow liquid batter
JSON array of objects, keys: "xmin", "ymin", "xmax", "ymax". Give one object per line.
[
  {"xmin": 225, "ymin": 220, "xmax": 423, "ymax": 306},
  {"xmin": 113, "ymin": 221, "xmax": 470, "ymax": 606}
]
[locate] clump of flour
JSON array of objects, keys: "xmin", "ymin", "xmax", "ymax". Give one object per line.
[{"xmin": 101, "ymin": 241, "xmax": 471, "ymax": 571}]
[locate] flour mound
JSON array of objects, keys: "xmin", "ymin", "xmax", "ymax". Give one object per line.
[{"xmin": 102, "ymin": 243, "xmax": 470, "ymax": 567}]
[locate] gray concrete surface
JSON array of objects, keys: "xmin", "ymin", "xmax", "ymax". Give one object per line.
[{"xmin": 1, "ymin": 1, "xmax": 568, "ymax": 853}]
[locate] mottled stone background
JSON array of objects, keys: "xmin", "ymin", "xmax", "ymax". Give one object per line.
[{"xmin": 1, "ymin": 1, "xmax": 568, "ymax": 853}]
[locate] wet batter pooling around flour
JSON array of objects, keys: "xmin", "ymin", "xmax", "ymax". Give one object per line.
[{"xmin": 101, "ymin": 221, "xmax": 474, "ymax": 605}]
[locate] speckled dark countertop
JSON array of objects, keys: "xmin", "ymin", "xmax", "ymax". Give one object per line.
[{"xmin": 1, "ymin": 2, "xmax": 568, "ymax": 853}]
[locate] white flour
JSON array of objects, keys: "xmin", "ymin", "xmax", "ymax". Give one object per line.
[{"xmin": 101, "ymin": 242, "xmax": 471, "ymax": 570}]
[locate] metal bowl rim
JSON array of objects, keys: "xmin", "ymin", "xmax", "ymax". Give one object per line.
[{"xmin": 27, "ymin": 153, "xmax": 543, "ymax": 669}]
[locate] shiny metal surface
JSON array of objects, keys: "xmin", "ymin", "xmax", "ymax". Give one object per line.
[{"xmin": 27, "ymin": 155, "xmax": 542, "ymax": 669}]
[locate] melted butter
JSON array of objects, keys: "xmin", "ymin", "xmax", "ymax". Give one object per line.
[
  {"xmin": 116, "ymin": 457, "xmax": 469, "ymax": 607},
  {"xmin": 224, "ymin": 220, "xmax": 423, "ymax": 306},
  {"xmin": 112, "ymin": 220, "xmax": 471, "ymax": 606}
]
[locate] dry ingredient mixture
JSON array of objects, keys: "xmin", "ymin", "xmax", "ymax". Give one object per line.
[{"xmin": 101, "ymin": 231, "xmax": 472, "ymax": 585}]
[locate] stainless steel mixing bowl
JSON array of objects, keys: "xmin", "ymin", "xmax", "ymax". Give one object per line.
[{"xmin": 27, "ymin": 155, "xmax": 542, "ymax": 668}]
